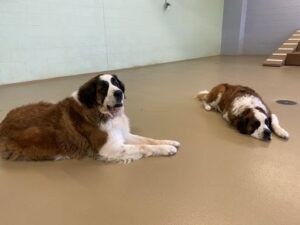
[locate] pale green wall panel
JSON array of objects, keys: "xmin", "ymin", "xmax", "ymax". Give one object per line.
[
  {"xmin": 0, "ymin": 0, "xmax": 224, "ymax": 84},
  {"xmin": 0, "ymin": 0, "xmax": 108, "ymax": 85},
  {"xmin": 104, "ymin": 0, "xmax": 224, "ymax": 69}
]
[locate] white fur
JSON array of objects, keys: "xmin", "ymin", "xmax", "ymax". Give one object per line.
[
  {"xmin": 197, "ymin": 90, "xmax": 209, "ymax": 96},
  {"xmin": 251, "ymin": 108, "xmax": 270, "ymax": 140},
  {"xmin": 271, "ymin": 114, "xmax": 289, "ymax": 139},
  {"xmin": 98, "ymin": 112, "xmax": 179, "ymax": 163},
  {"xmin": 71, "ymin": 90, "xmax": 81, "ymax": 105},
  {"xmin": 210, "ymin": 93, "xmax": 222, "ymax": 112},
  {"xmin": 203, "ymin": 102, "xmax": 212, "ymax": 111},
  {"xmin": 232, "ymin": 95, "xmax": 268, "ymax": 116},
  {"xmin": 55, "ymin": 155, "xmax": 70, "ymax": 161},
  {"xmin": 223, "ymin": 112, "xmax": 230, "ymax": 122}
]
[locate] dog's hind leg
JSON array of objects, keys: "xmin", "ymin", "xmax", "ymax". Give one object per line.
[
  {"xmin": 271, "ymin": 114, "xmax": 289, "ymax": 139},
  {"xmin": 196, "ymin": 90, "xmax": 209, "ymax": 101},
  {"xmin": 196, "ymin": 90, "xmax": 213, "ymax": 111},
  {"xmin": 0, "ymin": 139, "xmax": 27, "ymax": 160},
  {"xmin": 196, "ymin": 89, "xmax": 223, "ymax": 112}
]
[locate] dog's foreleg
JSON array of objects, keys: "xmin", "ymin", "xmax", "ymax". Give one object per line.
[
  {"xmin": 99, "ymin": 143, "xmax": 177, "ymax": 164},
  {"xmin": 125, "ymin": 134, "xmax": 180, "ymax": 148},
  {"xmin": 271, "ymin": 114, "xmax": 289, "ymax": 139}
]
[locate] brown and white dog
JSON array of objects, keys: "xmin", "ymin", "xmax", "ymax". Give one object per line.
[
  {"xmin": 0, "ymin": 74, "xmax": 180, "ymax": 162},
  {"xmin": 196, "ymin": 83, "xmax": 289, "ymax": 141}
]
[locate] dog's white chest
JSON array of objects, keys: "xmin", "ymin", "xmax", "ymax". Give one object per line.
[{"xmin": 100, "ymin": 114, "xmax": 130, "ymax": 142}]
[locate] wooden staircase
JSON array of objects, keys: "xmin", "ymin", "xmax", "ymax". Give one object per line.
[{"xmin": 263, "ymin": 29, "xmax": 300, "ymax": 67}]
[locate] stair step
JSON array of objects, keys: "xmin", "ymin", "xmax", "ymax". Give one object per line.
[
  {"xmin": 285, "ymin": 52, "xmax": 300, "ymax": 66},
  {"xmin": 263, "ymin": 29, "xmax": 300, "ymax": 67}
]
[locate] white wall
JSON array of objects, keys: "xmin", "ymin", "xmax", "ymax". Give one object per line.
[
  {"xmin": 0, "ymin": 0, "xmax": 224, "ymax": 85},
  {"xmin": 221, "ymin": 0, "xmax": 300, "ymax": 55},
  {"xmin": 221, "ymin": 0, "xmax": 247, "ymax": 55},
  {"xmin": 243, "ymin": 0, "xmax": 300, "ymax": 54},
  {"xmin": 0, "ymin": 0, "xmax": 107, "ymax": 84}
]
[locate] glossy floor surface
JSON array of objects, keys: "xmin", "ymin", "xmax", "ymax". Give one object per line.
[{"xmin": 0, "ymin": 56, "xmax": 299, "ymax": 225}]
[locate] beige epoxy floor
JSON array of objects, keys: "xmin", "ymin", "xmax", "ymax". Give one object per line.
[{"xmin": 0, "ymin": 56, "xmax": 300, "ymax": 225}]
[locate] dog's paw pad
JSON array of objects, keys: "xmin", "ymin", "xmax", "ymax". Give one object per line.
[{"xmin": 159, "ymin": 145, "xmax": 177, "ymax": 156}]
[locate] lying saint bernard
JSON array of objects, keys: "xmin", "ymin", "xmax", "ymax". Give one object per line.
[
  {"xmin": 0, "ymin": 74, "xmax": 180, "ymax": 162},
  {"xmin": 197, "ymin": 83, "xmax": 289, "ymax": 141}
]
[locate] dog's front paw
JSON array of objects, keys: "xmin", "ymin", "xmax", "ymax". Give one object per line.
[
  {"xmin": 161, "ymin": 140, "xmax": 181, "ymax": 148},
  {"xmin": 278, "ymin": 129, "xmax": 289, "ymax": 140},
  {"xmin": 155, "ymin": 145, "xmax": 178, "ymax": 156},
  {"xmin": 121, "ymin": 156, "xmax": 141, "ymax": 164}
]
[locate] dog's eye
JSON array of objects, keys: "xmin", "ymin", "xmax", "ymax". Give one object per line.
[
  {"xmin": 252, "ymin": 121, "xmax": 260, "ymax": 129},
  {"xmin": 111, "ymin": 77, "xmax": 118, "ymax": 86},
  {"xmin": 265, "ymin": 119, "xmax": 269, "ymax": 125}
]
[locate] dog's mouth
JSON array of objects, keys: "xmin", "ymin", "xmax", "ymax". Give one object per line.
[{"xmin": 107, "ymin": 103, "xmax": 123, "ymax": 115}]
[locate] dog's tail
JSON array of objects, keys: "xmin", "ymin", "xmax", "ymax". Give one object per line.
[{"xmin": 195, "ymin": 90, "xmax": 209, "ymax": 101}]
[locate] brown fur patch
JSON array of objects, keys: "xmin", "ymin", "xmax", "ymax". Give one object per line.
[{"xmin": 0, "ymin": 80, "xmax": 108, "ymax": 161}]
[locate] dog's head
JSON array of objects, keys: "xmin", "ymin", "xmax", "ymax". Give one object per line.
[
  {"xmin": 236, "ymin": 108, "xmax": 272, "ymax": 141},
  {"xmin": 77, "ymin": 74, "xmax": 125, "ymax": 117}
]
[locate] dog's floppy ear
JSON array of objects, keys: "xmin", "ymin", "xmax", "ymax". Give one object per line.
[
  {"xmin": 266, "ymin": 116, "xmax": 273, "ymax": 131},
  {"xmin": 113, "ymin": 74, "xmax": 125, "ymax": 93},
  {"xmin": 236, "ymin": 117, "xmax": 249, "ymax": 134},
  {"xmin": 78, "ymin": 76, "xmax": 98, "ymax": 108},
  {"xmin": 236, "ymin": 108, "xmax": 252, "ymax": 134}
]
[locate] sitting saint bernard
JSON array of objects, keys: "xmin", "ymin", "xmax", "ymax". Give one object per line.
[
  {"xmin": 0, "ymin": 74, "xmax": 180, "ymax": 162},
  {"xmin": 196, "ymin": 83, "xmax": 289, "ymax": 141}
]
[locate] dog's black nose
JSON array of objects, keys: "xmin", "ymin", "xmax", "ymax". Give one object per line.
[
  {"xmin": 114, "ymin": 90, "xmax": 123, "ymax": 101},
  {"xmin": 263, "ymin": 129, "xmax": 271, "ymax": 141}
]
